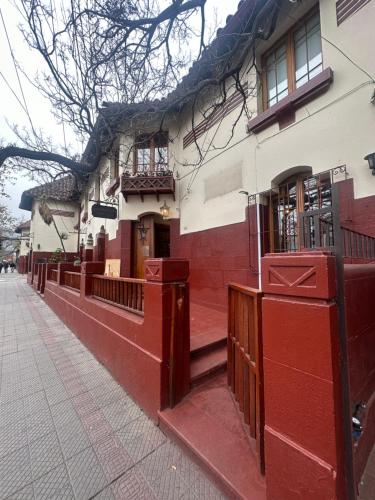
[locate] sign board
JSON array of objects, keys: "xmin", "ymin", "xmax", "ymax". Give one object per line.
[
  {"xmin": 91, "ymin": 204, "xmax": 117, "ymax": 219},
  {"xmin": 105, "ymin": 259, "xmax": 120, "ymax": 277}
]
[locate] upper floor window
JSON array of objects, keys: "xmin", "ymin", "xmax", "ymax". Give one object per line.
[
  {"xmin": 263, "ymin": 10, "xmax": 322, "ymax": 109},
  {"xmin": 134, "ymin": 132, "xmax": 168, "ymax": 174}
]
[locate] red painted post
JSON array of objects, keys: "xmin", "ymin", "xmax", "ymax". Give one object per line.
[
  {"xmin": 261, "ymin": 251, "xmax": 349, "ymax": 500},
  {"xmin": 93, "ymin": 229, "xmax": 106, "ymax": 262},
  {"xmin": 145, "ymin": 258, "xmax": 190, "ymax": 408},
  {"xmin": 80, "ymin": 261, "xmax": 105, "ymax": 297},
  {"xmin": 57, "ymin": 262, "xmax": 77, "ymax": 286}
]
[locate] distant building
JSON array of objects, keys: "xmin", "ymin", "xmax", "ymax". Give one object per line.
[{"xmin": 19, "ymin": 176, "xmax": 81, "ymax": 276}]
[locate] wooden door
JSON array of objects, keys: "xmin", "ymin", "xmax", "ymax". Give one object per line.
[
  {"xmin": 132, "ymin": 214, "xmax": 154, "ymax": 279},
  {"xmin": 228, "ymin": 283, "xmax": 264, "ymax": 473},
  {"xmin": 154, "ymin": 223, "xmax": 170, "ymax": 258}
]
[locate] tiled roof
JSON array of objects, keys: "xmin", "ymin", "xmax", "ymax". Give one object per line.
[
  {"xmin": 19, "ymin": 175, "xmax": 81, "ymax": 211},
  {"xmin": 81, "ymin": 0, "xmax": 258, "ymax": 171},
  {"xmin": 14, "ymin": 220, "xmax": 31, "ymax": 233}
]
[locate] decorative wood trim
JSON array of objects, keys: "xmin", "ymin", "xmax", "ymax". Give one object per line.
[
  {"xmin": 247, "ymin": 67, "xmax": 333, "ymax": 134},
  {"xmin": 336, "ymin": 0, "xmax": 372, "ymax": 25},
  {"xmin": 183, "ymin": 83, "xmax": 249, "ymax": 149}
]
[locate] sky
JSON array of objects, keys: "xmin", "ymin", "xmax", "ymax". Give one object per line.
[{"xmin": 0, "ymin": 0, "xmax": 236, "ymax": 220}]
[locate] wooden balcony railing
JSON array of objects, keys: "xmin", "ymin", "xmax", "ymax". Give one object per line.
[
  {"xmin": 63, "ymin": 271, "xmax": 81, "ymax": 291},
  {"xmin": 91, "ymin": 275, "xmax": 145, "ymax": 316},
  {"xmin": 121, "ymin": 171, "xmax": 175, "ymax": 201}
]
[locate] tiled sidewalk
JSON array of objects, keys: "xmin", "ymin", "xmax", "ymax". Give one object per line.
[{"xmin": 0, "ymin": 273, "xmax": 225, "ymax": 499}]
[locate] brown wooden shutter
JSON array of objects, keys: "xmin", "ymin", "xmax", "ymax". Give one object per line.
[{"xmin": 336, "ymin": 0, "xmax": 372, "ymax": 25}]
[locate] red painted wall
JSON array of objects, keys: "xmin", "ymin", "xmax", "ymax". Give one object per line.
[
  {"xmin": 344, "ymin": 264, "xmax": 375, "ymax": 484},
  {"xmin": 339, "ymin": 179, "xmax": 375, "ymax": 237},
  {"xmin": 170, "ymin": 208, "xmax": 259, "ymax": 310}
]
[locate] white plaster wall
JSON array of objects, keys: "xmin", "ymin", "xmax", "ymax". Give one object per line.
[
  {"xmin": 19, "ymin": 231, "xmax": 30, "ymax": 256},
  {"xmin": 30, "ymin": 199, "xmax": 80, "ymax": 253}
]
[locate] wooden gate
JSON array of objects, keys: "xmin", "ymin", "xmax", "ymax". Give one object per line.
[{"xmin": 228, "ymin": 283, "xmax": 264, "ymax": 473}]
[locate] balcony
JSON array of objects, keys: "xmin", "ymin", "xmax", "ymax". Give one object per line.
[{"xmin": 121, "ymin": 170, "xmax": 175, "ymax": 201}]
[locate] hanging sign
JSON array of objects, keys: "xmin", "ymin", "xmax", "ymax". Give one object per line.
[{"xmin": 91, "ymin": 204, "xmax": 117, "ymax": 219}]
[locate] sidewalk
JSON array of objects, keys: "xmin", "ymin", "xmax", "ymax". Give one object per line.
[{"xmin": 0, "ymin": 273, "xmax": 225, "ymax": 499}]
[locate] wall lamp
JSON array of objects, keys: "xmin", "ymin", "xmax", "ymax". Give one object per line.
[
  {"xmin": 160, "ymin": 200, "xmax": 170, "ymax": 219},
  {"xmin": 137, "ymin": 222, "xmax": 149, "ymax": 243},
  {"xmin": 364, "ymin": 152, "xmax": 375, "ymax": 175}
]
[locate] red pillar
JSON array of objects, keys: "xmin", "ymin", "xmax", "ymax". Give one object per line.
[
  {"xmin": 119, "ymin": 220, "xmax": 132, "ymax": 277},
  {"xmin": 80, "ymin": 261, "xmax": 105, "ymax": 297},
  {"xmin": 145, "ymin": 258, "xmax": 190, "ymax": 408},
  {"xmin": 261, "ymin": 251, "xmax": 349, "ymax": 500}
]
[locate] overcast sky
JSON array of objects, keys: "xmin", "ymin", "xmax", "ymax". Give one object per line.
[{"xmin": 0, "ymin": 0, "xmax": 236, "ymax": 220}]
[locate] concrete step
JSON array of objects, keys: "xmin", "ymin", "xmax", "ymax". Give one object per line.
[
  {"xmin": 159, "ymin": 373, "xmax": 266, "ymax": 500},
  {"xmin": 190, "ymin": 343, "xmax": 227, "ymax": 386}
]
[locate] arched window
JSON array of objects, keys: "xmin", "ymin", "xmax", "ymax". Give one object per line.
[{"xmin": 268, "ymin": 170, "xmax": 332, "ymax": 252}]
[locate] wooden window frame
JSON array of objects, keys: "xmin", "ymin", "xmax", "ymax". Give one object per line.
[
  {"xmin": 261, "ymin": 6, "xmax": 321, "ymax": 111},
  {"xmin": 268, "ymin": 171, "xmax": 332, "ymax": 253},
  {"xmin": 133, "ymin": 132, "xmax": 169, "ymax": 175}
]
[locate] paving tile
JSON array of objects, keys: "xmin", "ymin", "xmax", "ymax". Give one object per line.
[
  {"xmin": 138, "ymin": 441, "xmax": 183, "ymax": 483},
  {"xmin": 29, "ymin": 431, "xmax": 64, "ymax": 480},
  {"xmin": 93, "ymin": 433, "xmax": 133, "ymax": 482},
  {"xmin": 0, "ymin": 446, "xmax": 32, "ymax": 497},
  {"xmin": 116, "ymin": 414, "xmax": 166, "ymax": 463},
  {"xmin": 0, "ymin": 420, "xmax": 28, "ymax": 459},
  {"xmin": 112, "ymin": 468, "xmax": 157, "ymax": 500},
  {"xmin": 66, "ymin": 446, "xmax": 107, "ymax": 500},
  {"xmin": 59, "ymin": 428, "xmax": 91, "ymax": 460},
  {"xmin": 32, "ymin": 463, "xmax": 74, "ymax": 499},
  {"xmin": 5, "ymin": 483, "xmax": 34, "ymax": 500},
  {"xmin": 102, "ymin": 397, "xmax": 142, "ymax": 432},
  {"xmin": 26, "ymin": 410, "xmax": 56, "ymax": 444},
  {"xmin": 0, "ymin": 275, "xmax": 221, "ymax": 500}
]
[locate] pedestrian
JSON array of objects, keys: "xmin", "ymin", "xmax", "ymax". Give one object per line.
[
  {"xmin": 0, "ymin": 262, "xmax": 3, "ymax": 274},
  {"xmin": 10, "ymin": 262, "xmax": 15, "ymax": 273},
  {"xmin": 4, "ymin": 261, "xmax": 9, "ymax": 273}
]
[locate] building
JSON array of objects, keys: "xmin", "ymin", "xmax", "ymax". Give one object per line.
[
  {"xmin": 14, "ymin": 220, "xmax": 31, "ymax": 273},
  {"xmin": 24, "ymin": 1, "xmax": 375, "ymax": 498},
  {"xmin": 78, "ymin": 0, "xmax": 375, "ymax": 305},
  {"xmin": 19, "ymin": 175, "xmax": 81, "ymax": 276}
]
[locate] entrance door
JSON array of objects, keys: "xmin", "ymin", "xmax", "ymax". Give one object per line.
[{"xmin": 132, "ymin": 214, "xmax": 170, "ymax": 278}]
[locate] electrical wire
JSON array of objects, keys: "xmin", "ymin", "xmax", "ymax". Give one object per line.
[{"xmin": 0, "ymin": 6, "xmax": 38, "ymax": 140}]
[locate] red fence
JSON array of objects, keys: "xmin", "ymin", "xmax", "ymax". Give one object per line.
[
  {"xmin": 228, "ymin": 283, "xmax": 264, "ymax": 472},
  {"xmin": 92, "ymin": 275, "xmax": 145, "ymax": 316},
  {"xmin": 63, "ymin": 271, "xmax": 81, "ymax": 291},
  {"xmin": 344, "ymin": 264, "xmax": 375, "ymax": 485},
  {"xmin": 43, "ymin": 259, "xmax": 190, "ymax": 420}
]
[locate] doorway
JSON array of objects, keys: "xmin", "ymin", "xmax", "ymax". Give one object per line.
[{"xmin": 132, "ymin": 213, "xmax": 170, "ymax": 278}]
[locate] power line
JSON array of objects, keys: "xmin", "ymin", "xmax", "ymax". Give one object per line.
[{"xmin": 0, "ymin": 6, "xmax": 38, "ymax": 139}]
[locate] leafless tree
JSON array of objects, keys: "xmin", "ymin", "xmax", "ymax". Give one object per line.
[{"xmin": 0, "ymin": 0, "xmax": 281, "ymax": 180}]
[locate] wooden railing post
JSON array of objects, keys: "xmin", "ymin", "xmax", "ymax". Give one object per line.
[
  {"xmin": 144, "ymin": 258, "xmax": 190, "ymax": 409},
  {"xmin": 80, "ymin": 261, "xmax": 105, "ymax": 297}
]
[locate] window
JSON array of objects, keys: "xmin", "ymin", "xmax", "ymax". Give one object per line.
[
  {"xmin": 268, "ymin": 172, "xmax": 332, "ymax": 253},
  {"xmin": 134, "ymin": 132, "xmax": 168, "ymax": 174},
  {"xmin": 263, "ymin": 11, "xmax": 322, "ymax": 109}
]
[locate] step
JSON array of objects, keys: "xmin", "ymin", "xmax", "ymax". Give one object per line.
[
  {"xmin": 190, "ymin": 344, "xmax": 227, "ymax": 386},
  {"xmin": 159, "ymin": 373, "xmax": 266, "ymax": 500},
  {"xmin": 190, "ymin": 330, "xmax": 227, "ymax": 357}
]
